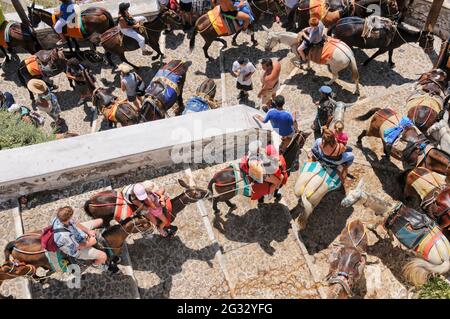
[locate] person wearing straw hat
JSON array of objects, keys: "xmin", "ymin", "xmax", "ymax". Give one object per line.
[
  {"xmin": 119, "ymin": 63, "xmax": 145, "ymax": 110},
  {"xmin": 27, "ymin": 79, "xmax": 62, "ymax": 127}
]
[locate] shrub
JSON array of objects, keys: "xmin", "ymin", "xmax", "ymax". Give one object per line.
[
  {"xmin": 419, "ymin": 276, "xmax": 450, "ymax": 299},
  {"xmin": 0, "ymin": 110, "xmax": 54, "ymax": 150}
]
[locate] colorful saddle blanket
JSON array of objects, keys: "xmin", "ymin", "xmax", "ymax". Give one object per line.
[
  {"xmin": 0, "ymin": 21, "xmax": 15, "ymax": 48},
  {"xmin": 24, "ymin": 55, "xmax": 42, "ymax": 77},
  {"xmin": 228, "ymin": 162, "xmax": 252, "ymax": 197},
  {"xmin": 52, "ymin": 5, "xmax": 85, "ymax": 39},
  {"xmin": 207, "ymin": 3, "xmax": 254, "ymax": 36},
  {"xmin": 384, "ymin": 203, "xmax": 449, "ymax": 259},
  {"xmin": 114, "ymin": 191, "xmax": 135, "ymax": 222},
  {"xmin": 149, "ymin": 68, "xmax": 183, "ymax": 107},
  {"xmin": 307, "ymin": 37, "xmax": 339, "ymax": 65},
  {"xmin": 45, "ymin": 250, "xmax": 69, "ymax": 273},
  {"xmin": 300, "ymin": 161, "xmax": 342, "ymax": 192},
  {"xmin": 183, "ymin": 96, "xmax": 210, "ymax": 114}
]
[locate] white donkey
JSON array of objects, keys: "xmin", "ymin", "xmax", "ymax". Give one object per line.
[
  {"xmin": 342, "ymin": 178, "xmax": 450, "ymax": 286},
  {"xmin": 262, "ymin": 26, "xmax": 360, "ymax": 95},
  {"xmin": 427, "ymin": 111, "xmax": 450, "ymax": 154}
]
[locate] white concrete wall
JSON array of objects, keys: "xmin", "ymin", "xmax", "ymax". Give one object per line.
[{"xmin": 0, "ymin": 105, "xmax": 274, "ymax": 200}]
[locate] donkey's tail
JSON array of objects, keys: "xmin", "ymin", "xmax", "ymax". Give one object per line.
[
  {"xmin": 355, "ymin": 107, "xmax": 381, "ymax": 121},
  {"xmin": 4, "ymin": 241, "xmax": 15, "ymax": 262}
]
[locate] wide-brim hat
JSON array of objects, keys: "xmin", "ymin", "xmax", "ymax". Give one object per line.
[
  {"xmin": 27, "ymin": 79, "xmax": 48, "ymax": 94},
  {"xmin": 118, "ymin": 63, "xmax": 133, "ymax": 74}
]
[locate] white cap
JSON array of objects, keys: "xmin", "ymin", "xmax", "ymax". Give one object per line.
[
  {"xmin": 133, "ymin": 183, "xmax": 148, "ymax": 201},
  {"xmin": 7, "ymin": 104, "xmax": 21, "ymax": 113}
]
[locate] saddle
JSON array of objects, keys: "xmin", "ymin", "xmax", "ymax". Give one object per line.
[
  {"xmin": 100, "ymin": 26, "xmax": 146, "ymax": 50},
  {"xmin": 361, "ymin": 15, "xmax": 396, "ymax": 47},
  {"xmin": 304, "ymin": 37, "xmax": 338, "ymax": 65},
  {"xmin": 207, "ymin": 6, "xmax": 241, "ymax": 36},
  {"xmin": 384, "ymin": 203, "xmax": 436, "ymax": 250},
  {"xmin": 52, "ymin": 5, "xmax": 84, "ymax": 39},
  {"xmin": 0, "ymin": 21, "xmax": 18, "ymax": 48}
]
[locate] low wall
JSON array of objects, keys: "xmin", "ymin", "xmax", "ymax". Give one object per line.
[
  {"xmin": 0, "ymin": 105, "xmax": 274, "ymax": 200},
  {"xmin": 405, "ymin": 0, "xmax": 450, "ymax": 39}
]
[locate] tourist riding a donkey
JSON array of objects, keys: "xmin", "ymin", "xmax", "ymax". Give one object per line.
[
  {"xmin": 27, "ymin": 0, "xmax": 114, "ymax": 52},
  {"xmin": 331, "ymin": 15, "xmax": 435, "ymax": 67},
  {"xmin": 294, "ymin": 124, "xmax": 354, "ymax": 229},
  {"xmin": 355, "ymin": 107, "xmax": 450, "ymax": 181},
  {"xmin": 0, "ymin": 4, "xmax": 41, "ymax": 63},
  {"xmin": 189, "ymin": 0, "xmax": 284, "ymax": 60},
  {"xmin": 84, "ymin": 179, "xmax": 209, "ymax": 238},
  {"xmin": 0, "ymin": 207, "xmax": 151, "ymax": 293},
  {"xmin": 100, "ymin": 3, "xmax": 183, "ymax": 68},
  {"xmin": 286, "ymin": 0, "xmax": 401, "ymax": 32},
  {"xmin": 208, "ymin": 130, "xmax": 310, "ymax": 214},
  {"xmin": 90, "ymin": 60, "xmax": 190, "ymax": 127},
  {"xmin": 262, "ymin": 25, "xmax": 360, "ymax": 95},
  {"xmin": 342, "ymin": 179, "xmax": 450, "ymax": 287}
]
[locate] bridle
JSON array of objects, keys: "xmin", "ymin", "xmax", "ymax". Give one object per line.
[
  {"xmin": 178, "ymin": 188, "xmax": 210, "ymax": 205},
  {"xmin": 1, "ymin": 261, "xmax": 36, "ymax": 279}
]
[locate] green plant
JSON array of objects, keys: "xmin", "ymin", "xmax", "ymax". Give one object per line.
[
  {"xmin": 0, "ymin": 110, "xmax": 54, "ymax": 150},
  {"xmin": 419, "ymin": 276, "xmax": 450, "ymax": 299}
]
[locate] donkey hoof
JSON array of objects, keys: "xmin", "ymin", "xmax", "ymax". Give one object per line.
[
  {"xmin": 232, "ymin": 41, "xmax": 238, "ymax": 46},
  {"xmin": 214, "ymin": 209, "xmax": 221, "ymax": 215}
]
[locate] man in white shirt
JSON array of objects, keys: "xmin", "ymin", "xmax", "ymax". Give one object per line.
[{"xmin": 231, "ymin": 57, "xmax": 256, "ymax": 100}]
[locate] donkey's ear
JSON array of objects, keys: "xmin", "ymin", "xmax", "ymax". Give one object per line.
[
  {"xmin": 178, "ymin": 179, "xmax": 190, "ymax": 189},
  {"xmin": 356, "ymin": 177, "xmax": 365, "ymax": 190},
  {"xmin": 262, "ymin": 25, "xmax": 269, "ymax": 32},
  {"xmin": 32, "ymin": 1, "xmax": 35, "ymax": 8}
]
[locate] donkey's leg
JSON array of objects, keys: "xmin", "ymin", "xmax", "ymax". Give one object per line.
[
  {"xmin": 363, "ymin": 48, "xmax": 387, "ymax": 66},
  {"xmin": 356, "ymin": 129, "xmax": 367, "ymax": 146},
  {"xmin": 203, "ymin": 40, "xmax": 213, "ymax": 61},
  {"xmin": 214, "ymin": 37, "xmax": 227, "ymax": 48},
  {"xmin": 147, "ymin": 36, "xmax": 163, "ymax": 61},
  {"xmin": 105, "ymin": 52, "xmax": 116, "ymax": 68},
  {"xmin": 225, "ymin": 200, "xmax": 237, "ymax": 210},
  {"xmin": 212, "ymin": 198, "xmax": 220, "ymax": 214},
  {"xmin": 325, "ymin": 63, "xmax": 340, "ymax": 85},
  {"xmin": 0, "ymin": 46, "xmax": 10, "ymax": 62},
  {"xmin": 231, "ymin": 30, "xmax": 241, "ymax": 46},
  {"xmin": 388, "ymin": 49, "xmax": 395, "ymax": 68},
  {"xmin": 120, "ymin": 53, "xmax": 140, "ymax": 70}
]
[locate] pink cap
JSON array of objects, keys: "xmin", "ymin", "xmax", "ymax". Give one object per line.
[{"xmin": 133, "ymin": 183, "xmax": 148, "ymax": 201}]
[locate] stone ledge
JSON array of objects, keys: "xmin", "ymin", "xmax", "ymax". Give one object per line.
[{"xmin": 0, "ymin": 105, "xmax": 273, "ymax": 200}]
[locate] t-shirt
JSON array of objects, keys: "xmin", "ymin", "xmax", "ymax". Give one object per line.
[
  {"xmin": 285, "ymin": 0, "xmax": 298, "ymax": 9},
  {"xmin": 122, "ymin": 73, "xmax": 138, "ymax": 97},
  {"xmin": 52, "ymin": 217, "xmax": 86, "ymax": 257},
  {"xmin": 0, "ymin": 92, "xmax": 15, "ymax": 110},
  {"xmin": 309, "ymin": 21, "xmax": 325, "ymax": 44},
  {"xmin": 232, "ymin": 61, "xmax": 256, "ymax": 86},
  {"xmin": 263, "ymin": 108, "xmax": 295, "ymax": 137}
]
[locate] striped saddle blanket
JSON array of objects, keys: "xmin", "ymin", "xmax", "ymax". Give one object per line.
[
  {"xmin": 0, "ymin": 21, "xmax": 15, "ymax": 48},
  {"xmin": 229, "ymin": 162, "xmax": 252, "ymax": 197},
  {"xmin": 207, "ymin": 4, "xmax": 254, "ymax": 36},
  {"xmin": 114, "ymin": 191, "xmax": 174, "ymax": 223},
  {"xmin": 45, "ymin": 250, "xmax": 69, "ymax": 273},
  {"xmin": 149, "ymin": 68, "xmax": 183, "ymax": 107},
  {"xmin": 300, "ymin": 161, "xmax": 342, "ymax": 192}
]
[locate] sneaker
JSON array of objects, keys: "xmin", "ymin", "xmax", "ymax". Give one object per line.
[
  {"xmin": 56, "ymin": 40, "xmax": 67, "ymax": 46},
  {"xmin": 92, "ymin": 263, "xmax": 109, "ymax": 272}
]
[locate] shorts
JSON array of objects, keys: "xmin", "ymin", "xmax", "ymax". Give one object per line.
[
  {"xmin": 237, "ymin": 82, "xmax": 252, "ymax": 91},
  {"xmin": 147, "ymin": 206, "xmax": 163, "ymax": 218},
  {"xmin": 260, "ymin": 82, "xmax": 280, "ymax": 105},
  {"xmin": 222, "ymin": 10, "xmax": 238, "ymax": 18},
  {"xmin": 76, "ymin": 220, "xmax": 104, "ymax": 260},
  {"xmin": 180, "ymin": 1, "xmax": 192, "ymax": 12}
]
